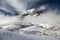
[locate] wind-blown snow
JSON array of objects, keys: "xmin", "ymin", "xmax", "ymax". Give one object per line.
[{"xmin": 0, "ymin": 0, "xmax": 60, "ymax": 40}]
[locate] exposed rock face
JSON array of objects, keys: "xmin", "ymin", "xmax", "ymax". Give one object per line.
[
  {"xmin": 13, "ymin": 8, "xmax": 45, "ymax": 17},
  {"xmin": 27, "ymin": 8, "xmax": 44, "ymax": 16}
]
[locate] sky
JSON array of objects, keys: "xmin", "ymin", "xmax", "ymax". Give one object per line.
[
  {"xmin": 0, "ymin": 0, "xmax": 60, "ymax": 15},
  {"xmin": 27, "ymin": 0, "xmax": 60, "ymax": 10}
]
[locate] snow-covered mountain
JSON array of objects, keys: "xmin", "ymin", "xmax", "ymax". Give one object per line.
[
  {"xmin": 0, "ymin": 8, "xmax": 60, "ymax": 36},
  {"xmin": 0, "ymin": 0, "xmax": 60, "ymax": 40},
  {"xmin": 0, "ymin": 9, "xmax": 60, "ymax": 40}
]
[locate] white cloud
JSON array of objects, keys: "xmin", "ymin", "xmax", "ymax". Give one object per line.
[
  {"xmin": 5, "ymin": 0, "xmax": 27, "ymax": 12},
  {"xmin": 0, "ymin": 15, "xmax": 20, "ymax": 28}
]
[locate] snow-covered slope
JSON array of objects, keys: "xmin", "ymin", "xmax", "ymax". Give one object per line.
[{"xmin": 0, "ymin": 29, "xmax": 60, "ymax": 40}]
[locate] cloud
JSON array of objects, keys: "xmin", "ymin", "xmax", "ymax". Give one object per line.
[
  {"xmin": 0, "ymin": 0, "xmax": 27, "ymax": 13},
  {"xmin": 0, "ymin": 15, "xmax": 20, "ymax": 28},
  {"xmin": 23, "ymin": 8, "xmax": 60, "ymax": 28}
]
